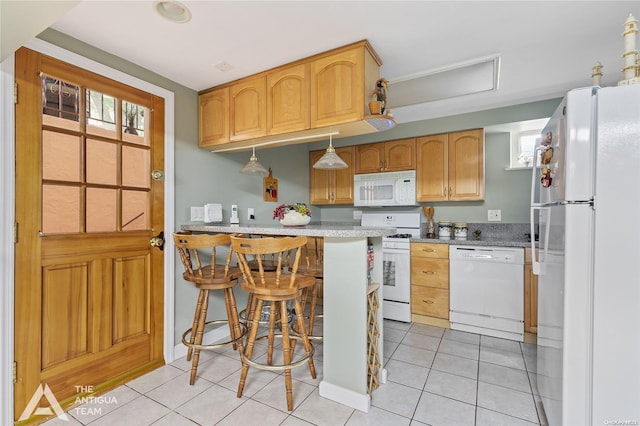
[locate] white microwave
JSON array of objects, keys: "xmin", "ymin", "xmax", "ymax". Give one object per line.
[{"xmin": 354, "ymin": 170, "xmax": 417, "ymax": 207}]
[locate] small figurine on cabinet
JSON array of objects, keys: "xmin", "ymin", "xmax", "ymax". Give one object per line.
[{"xmin": 369, "ymin": 78, "xmax": 388, "ymax": 115}]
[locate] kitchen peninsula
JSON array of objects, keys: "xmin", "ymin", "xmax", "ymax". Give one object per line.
[{"xmin": 181, "ymin": 222, "xmax": 393, "ymax": 412}]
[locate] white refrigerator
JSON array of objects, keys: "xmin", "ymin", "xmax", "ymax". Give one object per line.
[{"xmin": 530, "ymin": 85, "xmax": 640, "ymax": 426}]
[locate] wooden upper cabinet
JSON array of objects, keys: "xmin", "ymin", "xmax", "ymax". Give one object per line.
[
  {"xmin": 267, "ymin": 63, "xmax": 310, "ymax": 135},
  {"xmin": 198, "ymin": 41, "xmax": 382, "ymax": 150},
  {"xmin": 311, "ymin": 43, "xmax": 379, "ymax": 128},
  {"xmin": 355, "ymin": 143, "xmax": 383, "ymax": 173},
  {"xmin": 230, "ymin": 75, "xmax": 266, "ymax": 141},
  {"xmin": 199, "ymin": 87, "xmax": 229, "ymax": 147},
  {"xmin": 416, "ymin": 129, "xmax": 484, "ymax": 201},
  {"xmin": 309, "ymin": 146, "xmax": 354, "ymax": 205},
  {"xmin": 417, "ymin": 134, "xmax": 448, "ymax": 200},
  {"xmin": 355, "ymin": 138, "xmax": 416, "ymax": 174},
  {"xmin": 449, "ymin": 129, "xmax": 484, "ymax": 200}
]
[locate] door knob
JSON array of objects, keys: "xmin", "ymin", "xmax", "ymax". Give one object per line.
[{"xmin": 150, "ymin": 231, "xmax": 165, "ymax": 250}]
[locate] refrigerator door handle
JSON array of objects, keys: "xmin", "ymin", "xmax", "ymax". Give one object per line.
[
  {"xmin": 530, "ymin": 145, "xmax": 544, "ymax": 207},
  {"xmin": 530, "ymin": 206, "xmax": 550, "ymax": 275}
]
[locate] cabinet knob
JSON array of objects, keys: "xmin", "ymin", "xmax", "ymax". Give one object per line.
[
  {"xmin": 422, "ymin": 299, "xmax": 434, "ymax": 304},
  {"xmin": 422, "ymin": 248, "xmax": 436, "ymax": 252},
  {"xmin": 422, "ymin": 270, "xmax": 436, "ymax": 275}
]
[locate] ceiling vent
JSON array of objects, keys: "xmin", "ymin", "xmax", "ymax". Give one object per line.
[{"xmin": 387, "ymin": 55, "xmax": 501, "ymax": 108}]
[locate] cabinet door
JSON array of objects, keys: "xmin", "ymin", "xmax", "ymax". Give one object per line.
[
  {"xmin": 230, "ymin": 76, "xmax": 267, "ymax": 141},
  {"xmin": 411, "ymin": 258, "xmax": 449, "ymax": 289},
  {"xmin": 448, "ymin": 129, "xmax": 484, "ymax": 200},
  {"xmin": 416, "ymin": 134, "xmax": 448, "ymax": 201},
  {"xmin": 411, "ymin": 286, "xmax": 449, "ymax": 319},
  {"xmin": 309, "ymin": 150, "xmax": 331, "ymax": 205},
  {"xmin": 355, "ymin": 143, "xmax": 384, "ymax": 174},
  {"xmin": 384, "ymin": 138, "xmax": 416, "ymax": 171},
  {"xmin": 267, "ymin": 63, "xmax": 310, "ymax": 135},
  {"xmin": 410, "ymin": 242, "xmax": 449, "ymax": 259},
  {"xmin": 198, "ymin": 87, "xmax": 229, "ymax": 147},
  {"xmin": 332, "ymin": 146, "xmax": 355, "ymax": 204},
  {"xmin": 311, "ymin": 48, "xmax": 363, "ymax": 128},
  {"xmin": 310, "ymin": 147, "xmax": 354, "ymax": 205}
]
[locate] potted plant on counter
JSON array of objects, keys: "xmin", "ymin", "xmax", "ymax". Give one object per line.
[{"xmin": 273, "ymin": 203, "xmax": 312, "ymax": 226}]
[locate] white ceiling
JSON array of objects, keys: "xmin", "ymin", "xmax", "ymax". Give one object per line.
[{"xmin": 35, "ymin": 1, "xmax": 640, "ymax": 123}]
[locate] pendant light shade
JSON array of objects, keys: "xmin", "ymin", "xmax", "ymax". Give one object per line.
[
  {"xmin": 240, "ymin": 147, "xmax": 269, "ymax": 176},
  {"xmin": 313, "ymin": 135, "xmax": 348, "ymax": 169}
]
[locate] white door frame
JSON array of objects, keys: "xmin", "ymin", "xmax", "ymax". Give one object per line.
[{"xmin": 0, "ymin": 39, "xmax": 176, "ymax": 425}]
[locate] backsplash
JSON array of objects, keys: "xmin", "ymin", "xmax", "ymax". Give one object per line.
[{"xmin": 421, "ymin": 222, "xmax": 534, "ymax": 242}]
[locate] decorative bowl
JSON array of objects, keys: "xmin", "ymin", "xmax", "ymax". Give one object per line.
[{"xmin": 280, "ymin": 211, "xmax": 311, "ymax": 226}]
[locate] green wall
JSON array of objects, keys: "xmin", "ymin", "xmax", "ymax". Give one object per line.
[{"xmin": 35, "ymin": 28, "xmax": 560, "ymax": 346}]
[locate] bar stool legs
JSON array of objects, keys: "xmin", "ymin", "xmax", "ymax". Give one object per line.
[{"xmin": 238, "ymin": 295, "xmax": 316, "ymax": 411}]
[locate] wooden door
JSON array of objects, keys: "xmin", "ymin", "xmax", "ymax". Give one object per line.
[
  {"xmin": 310, "ymin": 47, "xmax": 363, "ymax": 128},
  {"xmin": 332, "ymin": 147, "xmax": 355, "ymax": 204},
  {"xmin": 384, "ymin": 138, "xmax": 416, "ymax": 171},
  {"xmin": 199, "ymin": 87, "xmax": 229, "ymax": 147},
  {"xmin": 14, "ymin": 48, "xmax": 165, "ymax": 422},
  {"xmin": 448, "ymin": 129, "xmax": 484, "ymax": 201},
  {"xmin": 267, "ymin": 63, "xmax": 310, "ymax": 135},
  {"xmin": 416, "ymin": 134, "xmax": 448, "ymax": 201},
  {"xmin": 355, "ymin": 143, "xmax": 384, "ymax": 174},
  {"xmin": 230, "ymin": 75, "xmax": 266, "ymax": 141}
]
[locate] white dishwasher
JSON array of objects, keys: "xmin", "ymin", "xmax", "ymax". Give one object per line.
[{"xmin": 449, "ymin": 245, "xmax": 525, "ymax": 341}]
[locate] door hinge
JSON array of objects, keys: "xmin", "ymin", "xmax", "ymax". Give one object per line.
[
  {"xmin": 14, "ymin": 82, "xmax": 18, "ymax": 104},
  {"xmin": 14, "ymin": 222, "xmax": 18, "ymax": 244},
  {"xmin": 13, "ymin": 361, "xmax": 17, "ymax": 384}
]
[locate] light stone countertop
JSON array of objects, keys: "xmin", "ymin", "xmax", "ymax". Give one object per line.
[
  {"xmin": 181, "ymin": 221, "xmax": 394, "ymax": 238},
  {"xmin": 411, "ymin": 236, "xmax": 534, "ymax": 248}
]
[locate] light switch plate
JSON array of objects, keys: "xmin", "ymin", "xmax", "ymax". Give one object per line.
[
  {"xmin": 353, "ymin": 210, "xmax": 362, "ymax": 220},
  {"xmin": 488, "ymin": 209, "xmax": 502, "ymax": 221},
  {"xmin": 190, "ymin": 206, "xmax": 204, "ymax": 221}
]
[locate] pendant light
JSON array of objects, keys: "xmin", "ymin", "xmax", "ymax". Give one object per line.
[
  {"xmin": 313, "ymin": 134, "xmax": 348, "ymax": 169},
  {"xmin": 240, "ymin": 146, "xmax": 269, "ymax": 176}
]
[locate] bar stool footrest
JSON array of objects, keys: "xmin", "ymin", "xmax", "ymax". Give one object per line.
[{"xmin": 182, "ymin": 319, "xmax": 247, "ymax": 351}]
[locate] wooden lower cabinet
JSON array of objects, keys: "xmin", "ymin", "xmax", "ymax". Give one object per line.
[
  {"xmin": 524, "ymin": 248, "xmax": 538, "ymax": 333},
  {"xmin": 410, "ymin": 243, "xmax": 449, "ymax": 320},
  {"xmin": 411, "ymin": 287, "xmax": 449, "ymax": 318}
]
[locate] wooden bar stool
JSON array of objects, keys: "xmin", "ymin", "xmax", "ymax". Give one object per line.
[
  {"xmin": 231, "ymin": 235, "xmax": 317, "ymax": 411},
  {"xmin": 174, "ymin": 232, "xmax": 247, "ymax": 385},
  {"xmin": 295, "ymin": 236, "xmax": 324, "ymax": 340}
]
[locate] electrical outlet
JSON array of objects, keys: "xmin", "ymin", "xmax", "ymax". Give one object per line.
[
  {"xmin": 353, "ymin": 210, "xmax": 362, "ymax": 220},
  {"xmin": 248, "ymin": 208, "xmax": 255, "ymax": 220},
  {"xmin": 488, "ymin": 209, "xmax": 502, "ymax": 222},
  {"xmin": 190, "ymin": 206, "xmax": 204, "ymax": 221}
]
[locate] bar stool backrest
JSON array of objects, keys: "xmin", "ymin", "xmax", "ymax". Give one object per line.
[
  {"xmin": 174, "ymin": 232, "xmax": 235, "ymax": 280},
  {"xmin": 231, "ymin": 235, "xmax": 307, "ymax": 289}
]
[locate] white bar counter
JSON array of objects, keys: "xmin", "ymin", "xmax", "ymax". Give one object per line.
[{"xmin": 181, "ymin": 222, "xmax": 392, "ymax": 412}]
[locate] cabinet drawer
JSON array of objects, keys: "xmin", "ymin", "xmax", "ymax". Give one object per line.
[
  {"xmin": 411, "ymin": 258, "xmax": 449, "ymax": 288},
  {"xmin": 411, "ymin": 286, "xmax": 449, "ymax": 319},
  {"xmin": 411, "ymin": 243, "xmax": 449, "ymax": 259}
]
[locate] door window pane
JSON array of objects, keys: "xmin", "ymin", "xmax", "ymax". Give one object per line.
[
  {"xmin": 86, "ymin": 89, "xmax": 116, "ymax": 138},
  {"xmin": 86, "ymin": 188, "xmax": 117, "ymax": 233},
  {"xmin": 122, "ymin": 190, "xmax": 149, "ymax": 231},
  {"xmin": 42, "ymin": 184, "xmax": 80, "ymax": 234},
  {"xmin": 41, "ymin": 75, "xmax": 80, "ymax": 126},
  {"xmin": 122, "ymin": 146, "xmax": 150, "ymax": 188},
  {"xmin": 86, "ymin": 139, "xmax": 117, "ymax": 185},
  {"xmin": 122, "ymin": 101, "xmax": 148, "ymax": 145},
  {"xmin": 42, "ymin": 131, "xmax": 81, "ymax": 182}
]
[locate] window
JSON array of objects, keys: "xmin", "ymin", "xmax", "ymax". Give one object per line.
[{"xmin": 510, "ymin": 130, "xmax": 542, "ymax": 169}]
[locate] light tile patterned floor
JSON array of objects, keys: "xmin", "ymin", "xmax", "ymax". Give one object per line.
[{"xmin": 44, "ymin": 320, "xmax": 547, "ymax": 425}]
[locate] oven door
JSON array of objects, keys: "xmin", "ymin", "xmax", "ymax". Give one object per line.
[{"xmin": 382, "ymin": 247, "xmax": 411, "ymax": 303}]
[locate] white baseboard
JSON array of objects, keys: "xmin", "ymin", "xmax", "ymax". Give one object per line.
[
  {"xmin": 319, "ymin": 380, "xmax": 371, "ymax": 413},
  {"xmin": 173, "ymin": 327, "xmax": 231, "ymax": 360}
]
